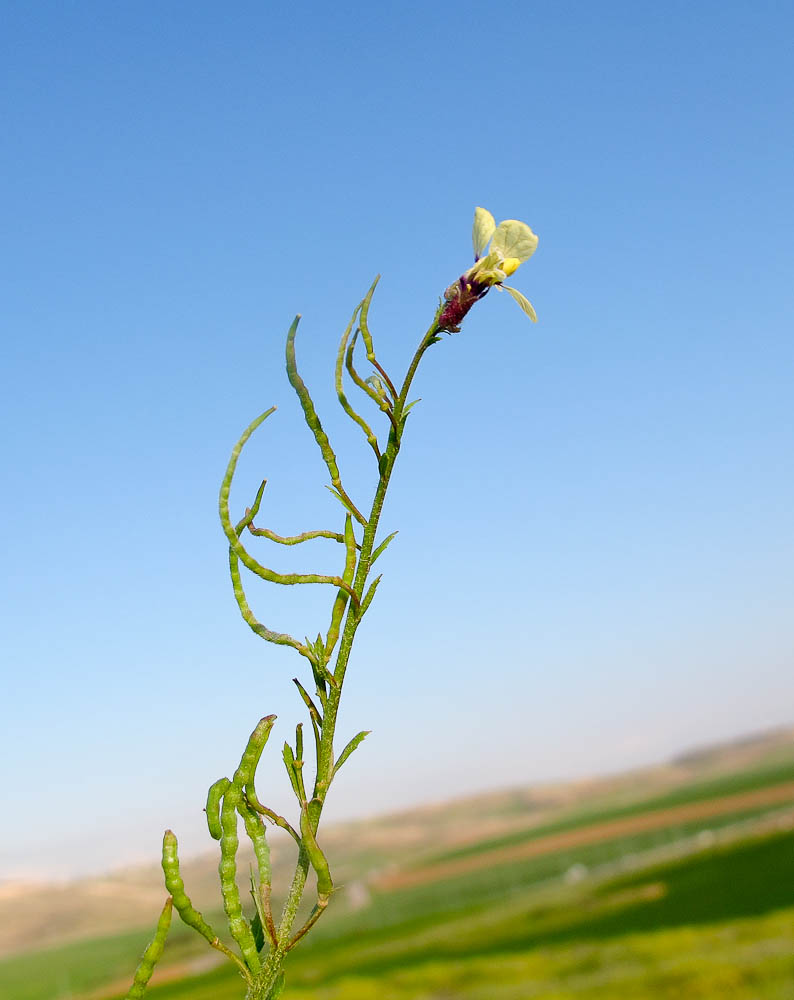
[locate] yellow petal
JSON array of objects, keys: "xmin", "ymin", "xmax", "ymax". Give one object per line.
[
  {"xmin": 472, "ymin": 207, "xmax": 496, "ymax": 259},
  {"xmin": 491, "ymin": 219, "xmax": 538, "ymax": 263},
  {"xmin": 503, "ymin": 284, "xmax": 538, "ymax": 321},
  {"xmin": 501, "ymin": 257, "xmax": 521, "ymax": 277}
]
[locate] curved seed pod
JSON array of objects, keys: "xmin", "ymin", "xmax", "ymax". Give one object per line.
[
  {"xmin": 219, "ymin": 409, "xmax": 360, "ymax": 603},
  {"xmin": 235, "ymin": 715, "xmax": 276, "ymax": 789},
  {"xmin": 247, "ymin": 523, "xmax": 348, "ymax": 544},
  {"xmin": 325, "ymin": 515, "xmax": 358, "ymax": 659},
  {"xmin": 299, "ymin": 806, "xmax": 333, "ymax": 899},
  {"xmin": 205, "ymin": 778, "xmax": 231, "ymax": 841},
  {"xmin": 335, "ymin": 289, "xmax": 381, "ymax": 458},
  {"xmin": 345, "ymin": 332, "xmax": 389, "ymax": 412},
  {"xmin": 240, "ymin": 804, "xmax": 276, "ymax": 947},
  {"xmin": 358, "ymin": 274, "xmax": 389, "ymax": 379},
  {"xmin": 240, "ymin": 807, "xmax": 271, "ymax": 887},
  {"xmin": 219, "ymin": 783, "xmax": 261, "ymax": 973},
  {"xmin": 124, "ymin": 896, "xmax": 172, "ymax": 999},
  {"xmin": 161, "ymin": 831, "xmax": 218, "ymax": 945},
  {"xmin": 243, "ymin": 792, "xmax": 301, "ymax": 845},
  {"xmin": 286, "ymin": 315, "xmax": 367, "ymax": 526},
  {"xmin": 245, "ymin": 485, "xmax": 348, "ymax": 545},
  {"xmin": 220, "ymin": 427, "xmax": 314, "ymax": 659},
  {"xmin": 215, "ymin": 717, "xmax": 277, "ymax": 970},
  {"xmin": 161, "ymin": 831, "xmax": 250, "ymax": 981},
  {"xmin": 228, "ymin": 543, "xmax": 312, "ymax": 656}
]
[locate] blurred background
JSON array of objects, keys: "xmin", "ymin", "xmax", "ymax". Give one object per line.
[{"xmin": 1, "ymin": 1, "xmax": 793, "ymax": 997}]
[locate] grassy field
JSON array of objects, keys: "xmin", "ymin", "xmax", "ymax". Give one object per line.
[
  {"xmin": 3, "ymin": 737, "xmax": 793, "ymax": 1000},
  {"xmin": 117, "ymin": 827, "xmax": 794, "ymax": 999}
]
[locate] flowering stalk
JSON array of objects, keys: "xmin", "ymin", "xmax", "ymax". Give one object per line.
[{"xmin": 123, "ymin": 207, "xmax": 539, "ymax": 1000}]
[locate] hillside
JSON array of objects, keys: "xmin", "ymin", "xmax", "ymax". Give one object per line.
[{"xmin": 3, "ymin": 725, "xmax": 793, "ymax": 962}]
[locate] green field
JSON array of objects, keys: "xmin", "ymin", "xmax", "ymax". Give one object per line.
[
  {"xmin": 3, "ymin": 747, "xmax": 793, "ymax": 1000},
  {"xmin": 129, "ymin": 829, "xmax": 794, "ymax": 999}
]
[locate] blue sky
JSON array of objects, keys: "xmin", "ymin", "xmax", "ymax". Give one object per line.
[{"xmin": 2, "ymin": 1, "xmax": 793, "ymax": 879}]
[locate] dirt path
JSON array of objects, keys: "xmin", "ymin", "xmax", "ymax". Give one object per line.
[{"xmin": 376, "ymin": 780, "xmax": 794, "ymax": 891}]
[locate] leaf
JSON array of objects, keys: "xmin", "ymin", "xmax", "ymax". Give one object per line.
[
  {"xmin": 491, "ymin": 220, "xmax": 538, "ymax": 263},
  {"xmin": 249, "ymin": 869, "xmax": 266, "ymax": 952},
  {"xmin": 371, "ymin": 531, "xmax": 398, "ymax": 565},
  {"xmin": 282, "ymin": 742, "xmax": 303, "ymax": 802},
  {"xmin": 333, "ymin": 730, "xmax": 371, "ymax": 777},
  {"xmin": 325, "ymin": 484, "xmax": 362, "ymax": 520},
  {"xmin": 472, "ymin": 207, "xmax": 496, "ymax": 259},
  {"xmin": 503, "ymin": 284, "xmax": 538, "ymax": 321}
]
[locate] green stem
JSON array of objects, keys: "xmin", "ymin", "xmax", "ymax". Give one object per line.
[{"xmin": 245, "ymin": 310, "xmax": 442, "ymax": 999}]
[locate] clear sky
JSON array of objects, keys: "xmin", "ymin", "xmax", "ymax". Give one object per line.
[{"xmin": 2, "ymin": 1, "xmax": 793, "ymax": 880}]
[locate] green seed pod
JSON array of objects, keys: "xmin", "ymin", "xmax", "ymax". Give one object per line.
[
  {"xmin": 325, "ymin": 514, "xmax": 358, "ymax": 658},
  {"xmin": 205, "ymin": 777, "xmax": 231, "ymax": 841},
  {"xmin": 335, "ymin": 288, "xmax": 382, "ymax": 459},
  {"xmin": 124, "ymin": 896, "xmax": 172, "ymax": 999},
  {"xmin": 242, "ymin": 810, "xmax": 276, "ymax": 949},
  {"xmin": 220, "ymin": 781, "xmax": 261, "ymax": 972},
  {"xmin": 234, "ymin": 715, "xmax": 276, "ymax": 789},
  {"xmin": 299, "ymin": 806, "xmax": 333, "ymax": 899},
  {"xmin": 239, "ymin": 802, "xmax": 272, "ymax": 893},
  {"xmin": 161, "ymin": 831, "xmax": 217, "ymax": 946}
]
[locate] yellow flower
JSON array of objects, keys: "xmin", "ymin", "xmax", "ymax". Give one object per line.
[
  {"xmin": 438, "ymin": 208, "xmax": 539, "ymax": 332},
  {"xmin": 467, "ymin": 207, "xmax": 539, "ymax": 320}
]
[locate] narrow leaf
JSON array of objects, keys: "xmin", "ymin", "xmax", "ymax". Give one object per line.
[
  {"xmin": 333, "ymin": 730, "xmax": 371, "ymax": 777},
  {"xmin": 371, "ymin": 531, "xmax": 398, "ymax": 565}
]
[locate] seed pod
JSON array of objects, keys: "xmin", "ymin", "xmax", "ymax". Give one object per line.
[
  {"xmin": 161, "ymin": 831, "xmax": 217, "ymax": 946},
  {"xmin": 205, "ymin": 777, "xmax": 231, "ymax": 841},
  {"xmin": 286, "ymin": 315, "xmax": 366, "ymax": 526},
  {"xmin": 124, "ymin": 896, "xmax": 172, "ymax": 999},
  {"xmin": 325, "ymin": 515, "xmax": 358, "ymax": 658},
  {"xmin": 219, "ymin": 782, "xmax": 261, "ymax": 973},
  {"xmin": 241, "ymin": 810, "xmax": 276, "ymax": 949},
  {"xmin": 239, "ymin": 802, "xmax": 272, "ymax": 895},
  {"xmin": 235, "ymin": 716, "xmax": 276, "ymax": 788},
  {"xmin": 335, "ymin": 294, "xmax": 381, "ymax": 459},
  {"xmin": 299, "ymin": 806, "xmax": 333, "ymax": 899}
]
